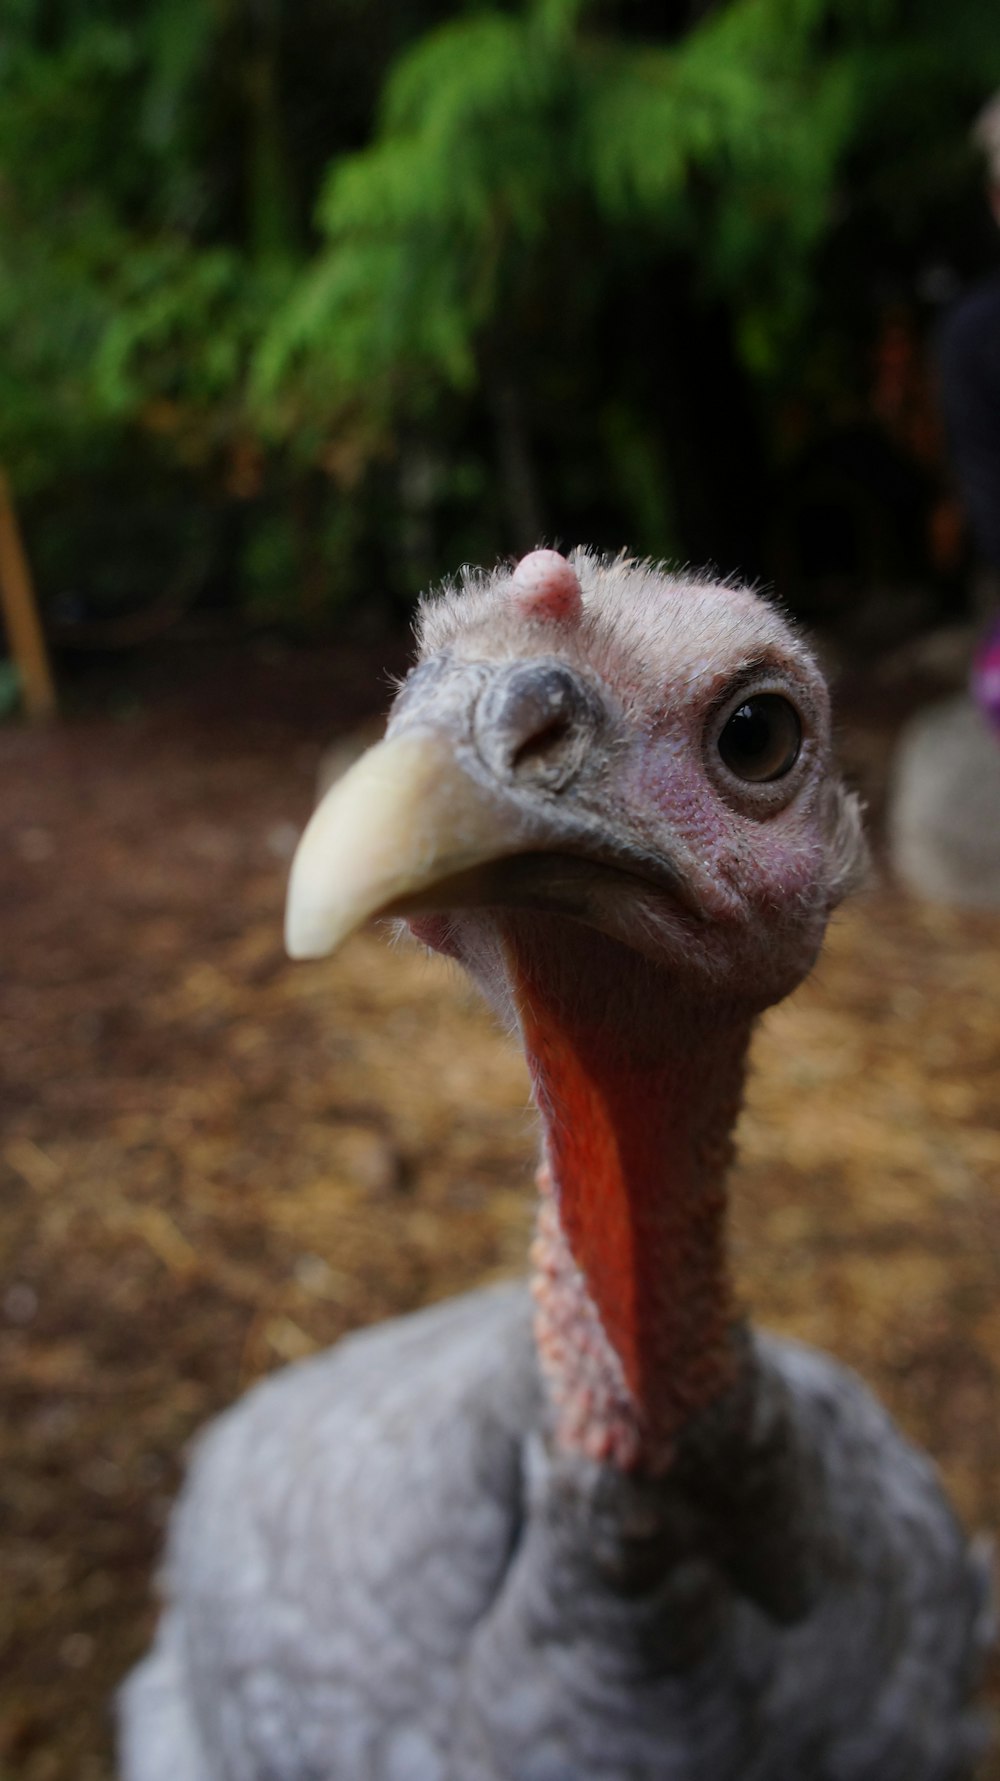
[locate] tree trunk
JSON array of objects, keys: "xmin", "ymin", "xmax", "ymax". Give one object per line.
[{"xmin": 0, "ymin": 469, "xmax": 56, "ymax": 719}]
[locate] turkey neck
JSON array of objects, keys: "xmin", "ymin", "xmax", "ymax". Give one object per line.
[{"xmin": 506, "ymin": 921, "xmax": 753, "ymax": 1475}]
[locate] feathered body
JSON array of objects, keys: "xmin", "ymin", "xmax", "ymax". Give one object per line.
[
  {"xmin": 123, "ymin": 1287, "xmax": 989, "ymax": 1781},
  {"xmin": 120, "ymin": 551, "xmax": 992, "ymax": 1781}
]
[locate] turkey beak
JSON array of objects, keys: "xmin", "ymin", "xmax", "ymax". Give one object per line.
[{"xmin": 285, "ymin": 731, "xmax": 520, "ymax": 960}]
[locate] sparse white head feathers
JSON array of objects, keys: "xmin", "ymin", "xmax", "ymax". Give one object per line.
[
  {"xmin": 291, "ymin": 548, "xmax": 867, "ymax": 1005},
  {"xmin": 510, "ymin": 551, "xmax": 583, "ymax": 626}
]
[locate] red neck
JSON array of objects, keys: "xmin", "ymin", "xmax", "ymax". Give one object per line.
[{"xmin": 509, "ymin": 928, "xmax": 751, "ymax": 1472}]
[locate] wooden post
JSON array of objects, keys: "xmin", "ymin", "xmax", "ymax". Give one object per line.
[{"xmin": 0, "ymin": 467, "xmax": 57, "ymax": 719}]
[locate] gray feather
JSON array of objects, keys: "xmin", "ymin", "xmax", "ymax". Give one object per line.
[{"xmin": 119, "ymin": 1283, "xmax": 991, "ymax": 1780}]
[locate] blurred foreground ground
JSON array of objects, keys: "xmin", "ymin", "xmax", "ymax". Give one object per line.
[{"xmin": 1, "ymin": 637, "xmax": 999, "ymax": 1779}]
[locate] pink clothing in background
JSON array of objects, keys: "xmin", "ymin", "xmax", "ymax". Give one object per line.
[{"xmin": 971, "ymin": 615, "xmax": 1000, "ymax": 735}]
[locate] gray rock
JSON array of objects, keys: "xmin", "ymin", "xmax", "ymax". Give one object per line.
[{"xmin": 889, "ymin": 695, "xmax": 1000, "ymax": 906}]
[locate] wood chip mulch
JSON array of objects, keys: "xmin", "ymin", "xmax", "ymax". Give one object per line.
[{"xmin": 1, "ymin": 642, "xmax": 998, "ymax": 1779}]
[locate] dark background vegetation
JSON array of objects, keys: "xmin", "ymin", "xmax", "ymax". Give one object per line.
[
  {"xmin": 2, "ymin": 3, "xmax": 1000, "ymax": 1778},
  {"xmin": 3, "ymin": 0, "xmax": 1000, "ymax": 647}
]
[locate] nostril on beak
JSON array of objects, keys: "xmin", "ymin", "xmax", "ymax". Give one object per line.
[
  {"xmin": 474, "ymin": 662, "xmax": 597, "ymax": 790},
  {"xmin": 510, "ymin": 711, "xmax": 572, "ymax": 773}
]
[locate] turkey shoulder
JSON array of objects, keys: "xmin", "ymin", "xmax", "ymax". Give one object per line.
[{"xmin": 119, "ymin": 1282, "xmax": 990, "ymax": 1781}]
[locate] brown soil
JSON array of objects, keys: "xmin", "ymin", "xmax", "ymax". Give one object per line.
[{"xmin": 1, "ymin": 638, "xmax": 998, "ymax": 1779}]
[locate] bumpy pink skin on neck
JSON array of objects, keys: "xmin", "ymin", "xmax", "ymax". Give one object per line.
[{"xmin": 509, "ymin": 932, "xmax": 752, "ymax": 1474}]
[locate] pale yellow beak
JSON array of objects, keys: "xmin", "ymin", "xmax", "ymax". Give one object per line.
[{"xmin": 285, "ymin": 731, "xmax": 518, "ymax": 960}]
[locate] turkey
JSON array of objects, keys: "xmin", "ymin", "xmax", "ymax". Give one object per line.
[{"xmin": 119, "ymin": 549, "xmax": 993, "ymax": 1781}]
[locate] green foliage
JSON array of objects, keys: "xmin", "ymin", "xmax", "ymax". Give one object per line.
[
  {"xmin": 255, "ymin": 0, "xmax": 1000, "ymax": 494},
  {"xmin": 94, "ymin": 246, "xmax": 290, "ymax": 434},
  {"xmin": 1, "ymin": 0, "xmax": 999, "ymax": 619},
  {"xmin": 255, "ymin": 0, "xmax": 875, "ymax": 411}
]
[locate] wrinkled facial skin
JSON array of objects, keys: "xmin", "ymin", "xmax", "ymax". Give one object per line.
[{"xmin": 396, "ymin": 560, "xmax": 865, "ymax": 1012}]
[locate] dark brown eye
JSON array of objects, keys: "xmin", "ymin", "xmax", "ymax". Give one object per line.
[{"xmin": 717, "ymin": 694, "xmax": 802, "ymax": 783}]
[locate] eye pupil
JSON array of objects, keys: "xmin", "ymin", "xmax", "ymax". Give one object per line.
[
  {"xmin": 718, "ymin": 694, "xmax": 801, "ymax": 783},
  {"xmin": 730, "ymin": 703, "xmax": 771, "ymax": 758}
]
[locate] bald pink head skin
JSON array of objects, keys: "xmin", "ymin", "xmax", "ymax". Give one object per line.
[
  {"xmin": 287, "ymin": 546, "xmax": 864, "ymax": 1468},
  {"xmin": 392, "ymin": 547, "xmax": 866, "ymax": 1469},
  {"xmin": 408, "ymin": 548, "xmax": 865, "ymax": 1015}
]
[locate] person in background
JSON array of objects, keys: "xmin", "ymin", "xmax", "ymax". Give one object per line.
[{"xmin": 937, "ymin": 92, "xmax": 1000, "ymax": 733}]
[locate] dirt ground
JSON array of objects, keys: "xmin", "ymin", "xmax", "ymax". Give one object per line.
[{"xmin": 1, "ymin": 634, "xmax": 998, "ymax": 1779}]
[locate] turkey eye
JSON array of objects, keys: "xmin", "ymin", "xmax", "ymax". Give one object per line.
[{"xmin": 717, "ymin": 695, "xmax": 802, "ymax": 783}]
